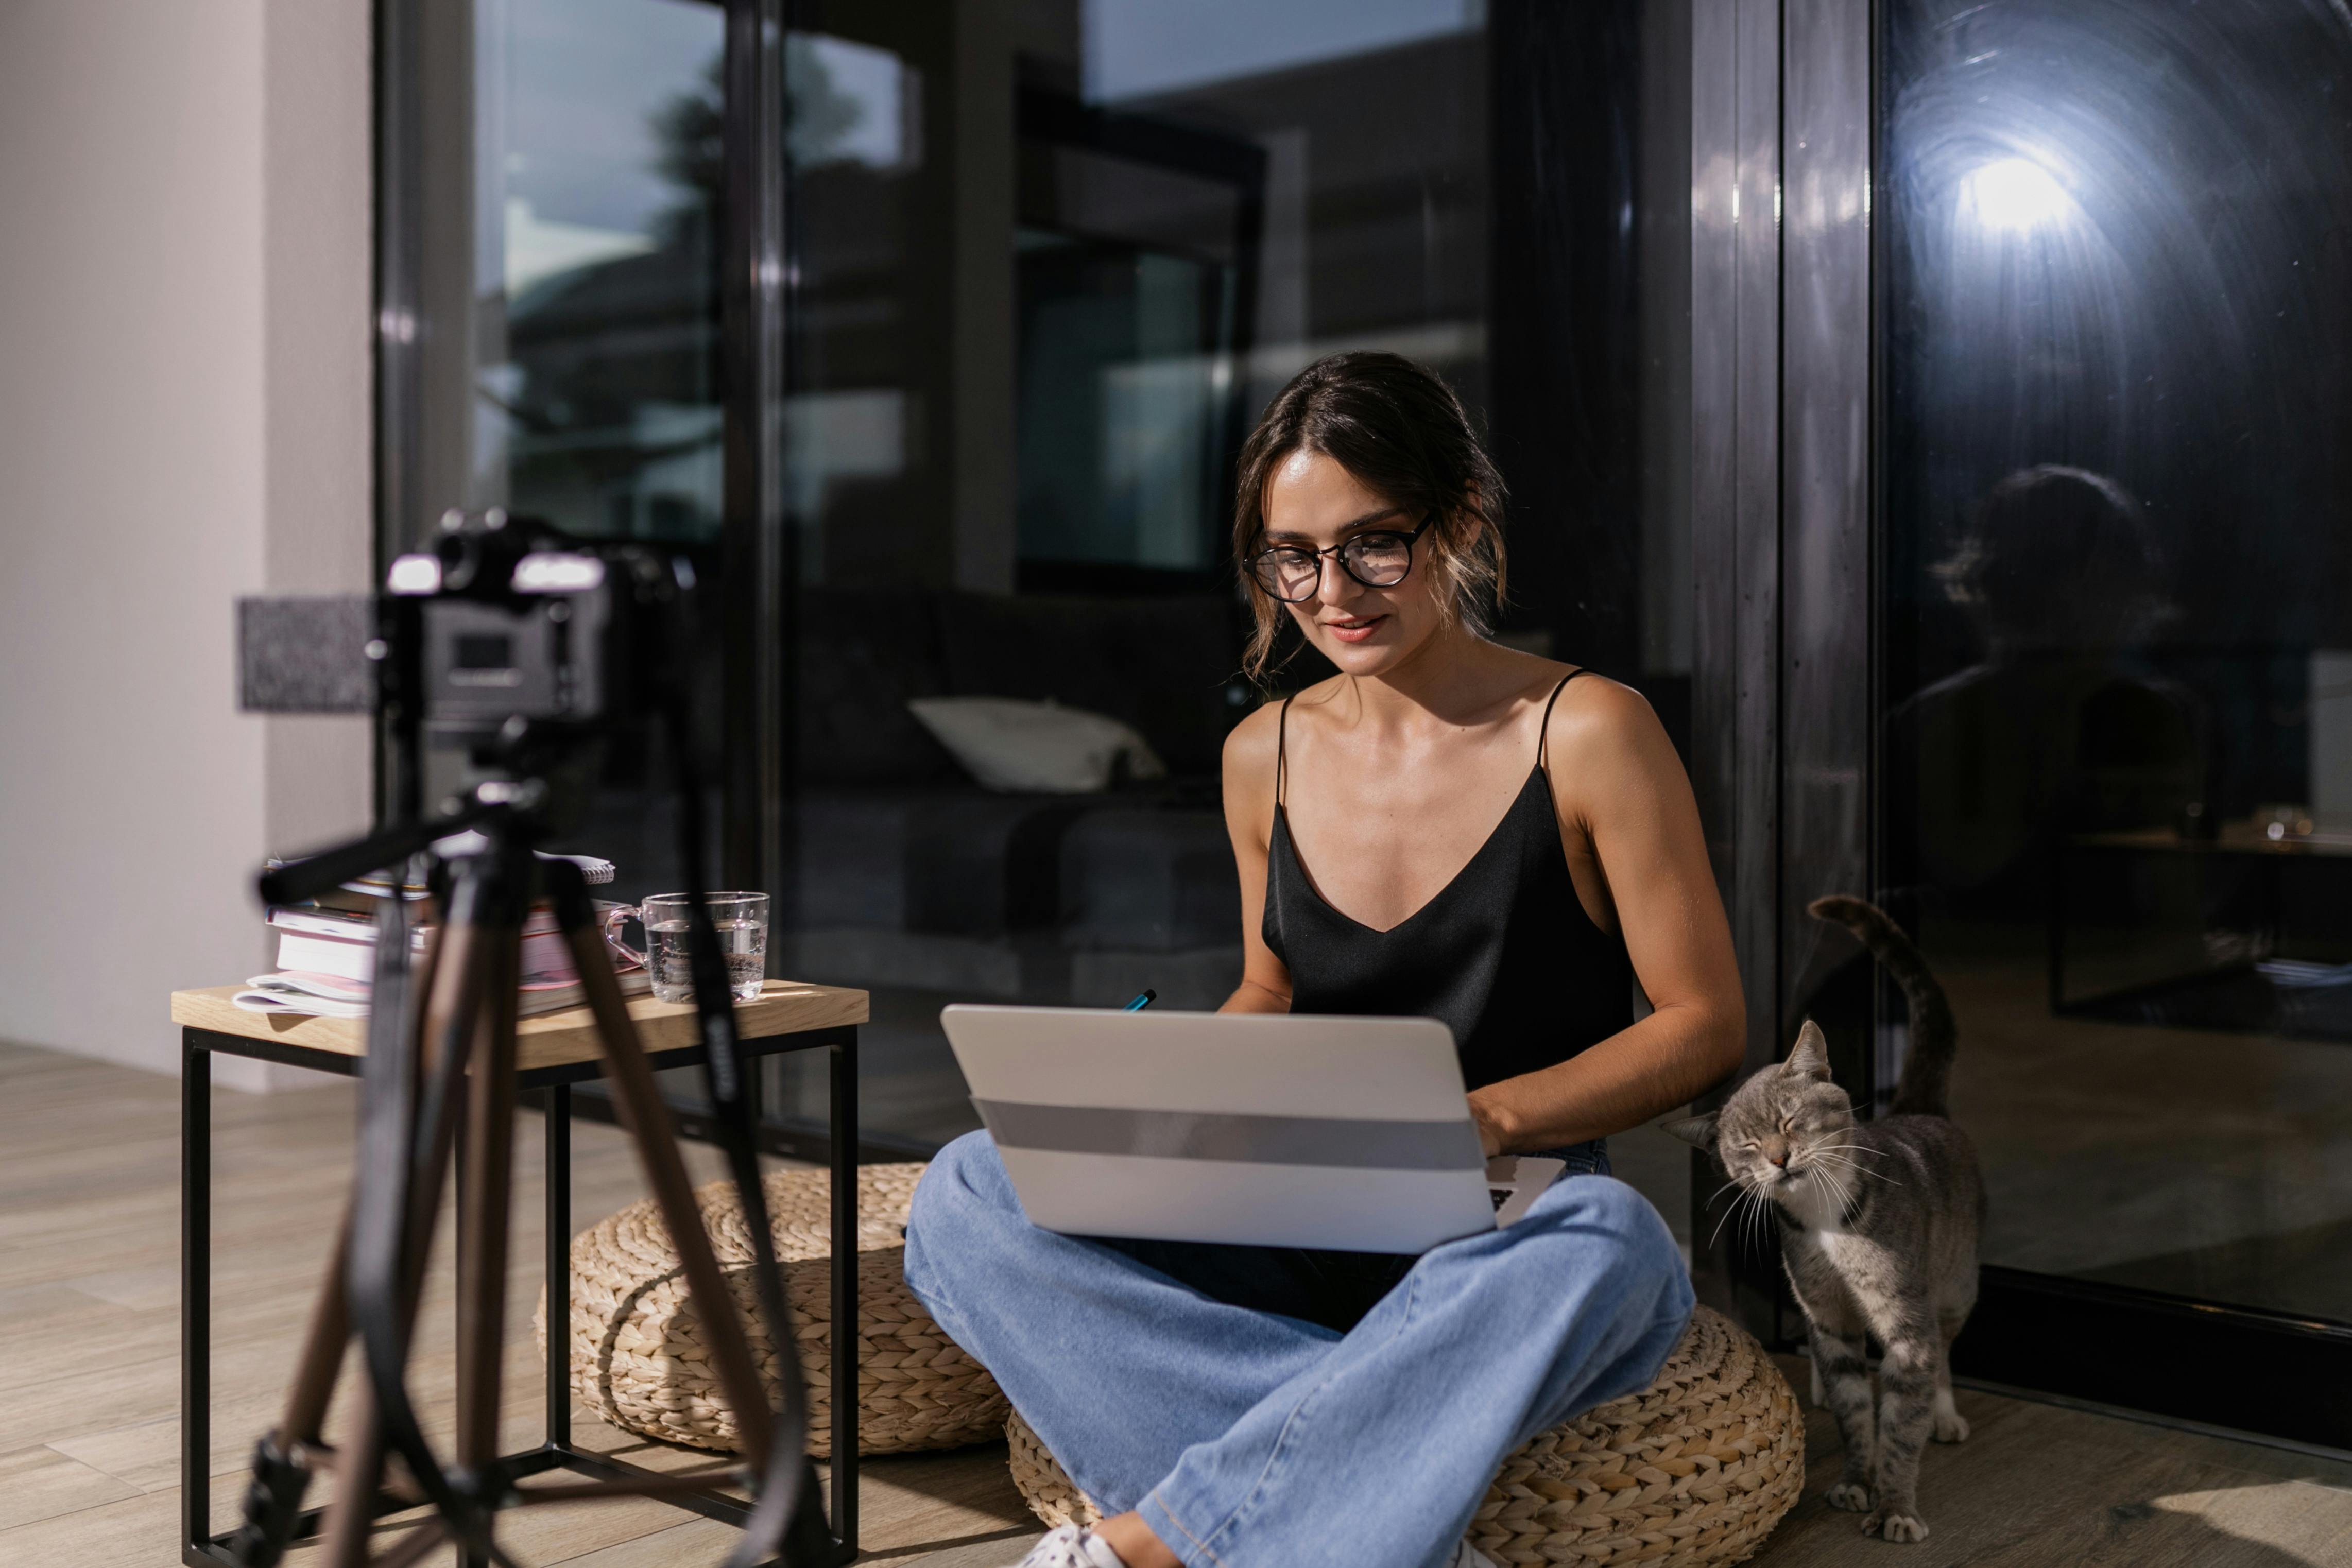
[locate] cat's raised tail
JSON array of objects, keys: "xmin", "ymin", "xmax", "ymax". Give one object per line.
[{"xmin": 1808, "ymin": 895, "xmax": 1957, "ymax": 1118}]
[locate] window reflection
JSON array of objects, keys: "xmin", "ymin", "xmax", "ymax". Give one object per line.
[
  {"xmin": 409, "ymin": 0, "xmax": 1690, "ymax": 1249},
  {"xmin": 478, "ymin": 0, "xmax": 724, "ymax": 543},
  {"xmin": 1882, "ymin": 0, "xmax": 2352, "ymax": 1321},
  {"xmin": 772, "ymin": 1, "xmax": 1499, "ymax": 1152}
]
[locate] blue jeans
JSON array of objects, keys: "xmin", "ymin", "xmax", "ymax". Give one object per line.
[{"xmin": 903, "ymin": 1132, "xmax": 1693, "ymax": 1568}]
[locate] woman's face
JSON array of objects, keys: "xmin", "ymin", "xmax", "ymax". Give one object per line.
[{"xmin": 1260, "ymin": 449, "xmax": 1449, "ymax": 677}]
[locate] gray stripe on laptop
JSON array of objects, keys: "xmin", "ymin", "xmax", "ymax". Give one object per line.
[{"xmin": 972, "ymin": 1098, "xmax": 1484, "ymax": 1170}]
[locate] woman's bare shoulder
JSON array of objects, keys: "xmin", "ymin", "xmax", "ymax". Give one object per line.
[
  {"xmin": 1224, "ymin": 676, "xmax": 1348, "ymax": 756},
  {"xmin": 1223, "ymin": 697, "xmax": 1284, "ymax": 771},
  {"xmin": 1543, "ymin": 670, "xmax": 1680, "ymax": 780},
  {"xmin": 1222, "ymin": 694, "xmax": 1290, "ymax": 804}
]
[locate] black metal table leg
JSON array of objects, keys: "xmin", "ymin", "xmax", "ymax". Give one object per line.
[
  {"xmin": 181, "ymin": 1022, "xmax": 862, "ymax": 1567},
  {"xmin": 830, "ymin": 1030, "xmax": 857, "ymax": 1556},
  {"xmin": 182, "ymin": 1031, "xmax": 213, "ymax": 1567},
  {"xmin": 546, "ymin": 1083, "xmax": 571, "ymax": 1447}
]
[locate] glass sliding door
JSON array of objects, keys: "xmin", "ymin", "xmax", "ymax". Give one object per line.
[
  {"xmin": 1877, "ymin": 0, "xmax": 2352, "ymax": 1437},
  {"xmin": 766, "ymin": 0, "xmax": 1506, "ymax": 1151},
  {"xmin": 383, "ymin": 0, "xmax": 1700, "ymax": 1239},
  {"xmin": 765, "ymin": 0, "xmax": 1698, "ymax": 1249}
]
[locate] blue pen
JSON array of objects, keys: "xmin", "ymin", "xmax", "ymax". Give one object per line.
[{"xmin": 1124, "ymin": 989, "xmax": 1157, "ymax": 1011}]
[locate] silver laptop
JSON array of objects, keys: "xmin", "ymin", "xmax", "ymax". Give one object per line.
[{"xmin": 940, "ymin": 1003, "xmax": 1565, "ymax": 1253}]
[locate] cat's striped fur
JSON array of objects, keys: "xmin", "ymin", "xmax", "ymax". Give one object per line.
[{"xmin": 1666, "ymin": 897, "xmax": 1985, "ymax": 1544}]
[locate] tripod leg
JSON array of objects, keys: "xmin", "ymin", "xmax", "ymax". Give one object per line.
[
  {"xmin": 319, "ymin": 916, "xmax": 493, "ymax": 1568},
  {"xmin": 548, "ymin": 919, "xmax": 776, "ymax": 1470},
  {"xmin": 228, "ymin": 928, "xmax": 447, "ymax": 1568},
  {"xmin": 281, "ymin": 1210, "xmax": 354, "ymax": 1444},
  {"xmin": 456, "ymin": 924, "xmax": 522, "ymax": 1477},
  {"xmin": 225, "ymin": 1206, "xmax": 350, "ymax": 1568},
  {"xmin": 318, "ymin": 1380, "xmax": 387, "ymax": 1568}
]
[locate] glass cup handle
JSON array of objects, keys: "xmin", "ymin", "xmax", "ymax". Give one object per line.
[{"xmin": 602, "ymin": 904, "xmax": 647, "ymax": 969}]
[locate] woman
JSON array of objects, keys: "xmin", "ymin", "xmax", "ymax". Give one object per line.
[{"xmin": 905, "ymin": 353, "xmax": 1745, "ymax": 1568}]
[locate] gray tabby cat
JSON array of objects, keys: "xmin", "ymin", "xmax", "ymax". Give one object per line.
[{"xmin": 1665, "ymin": 896, "xmax": 1984, "ymax": 1544}]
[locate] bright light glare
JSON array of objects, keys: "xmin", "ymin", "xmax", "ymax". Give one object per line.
[
  {"xmin": 387, "ymin": 554, "xmax": 442, "ymax": 595},
  {"xmin": 1963, "ymin": 158, "xmax": 2070, "ymax": 231},
  {"xmin": 511, "ymin": 552, "xmax": 606, "ymax": 593}
]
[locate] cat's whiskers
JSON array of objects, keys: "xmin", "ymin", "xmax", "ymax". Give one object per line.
[
  {"xmin": 1804, "ymin": 1147, "xmax": 1902, "ymax": 1185},
  {"xmin": 1708, "ymin": 1171, "xmax": 1775, "ymax": 1252},
  {"xmin": 1706, "ymin": 1176, "xmax": 1757, "ymax": 1249},
  {"xmin": 1818, "ymin": 1160, "xmax": 1857, "ymax": 1209}
]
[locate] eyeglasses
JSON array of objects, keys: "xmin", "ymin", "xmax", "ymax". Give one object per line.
[{"xmin": 1245, "ymin": 517, "xmax": 1432, "ymax": 603}]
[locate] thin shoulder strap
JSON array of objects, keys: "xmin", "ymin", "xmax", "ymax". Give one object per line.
[
  {"xmin": 1275, "ymin": 693, "xmax": 1298, "ymax": 807},
  {"xmin": 1537, "ymin": 668, "xmax": 1586, "ymax": 772}
]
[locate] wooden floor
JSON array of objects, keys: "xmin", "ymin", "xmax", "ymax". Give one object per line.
[{"xmin": 4, "ymin": 1039, "xmax": 2350, "ymax": 1568}]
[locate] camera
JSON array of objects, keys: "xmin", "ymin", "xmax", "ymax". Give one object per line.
[
  {"xmin": 239, "ymin": 507, "xmax": 680, "ymax": 839},
  {"xmin": 391, "ymin": 508, "xmax": 636, "ymax": 754}
]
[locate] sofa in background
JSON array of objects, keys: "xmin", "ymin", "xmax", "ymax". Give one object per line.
[{"xmin": 785, "ymin": 586, "xmax": 1250, "ymax": 1010}]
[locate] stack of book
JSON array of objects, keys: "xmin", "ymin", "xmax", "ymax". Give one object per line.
[{"xmin": 233, "ymin": 866, "xmax": 648, "ymax": 1020}]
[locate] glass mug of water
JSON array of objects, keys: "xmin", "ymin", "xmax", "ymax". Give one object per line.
[{"xmin": 602, "ymin": 892, "xmax": 768, "ymax": 1004}]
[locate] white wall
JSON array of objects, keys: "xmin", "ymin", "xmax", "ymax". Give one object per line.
[{"xmin": 0, "ymin": 0, "xmax": 374, "ymax": 1091}]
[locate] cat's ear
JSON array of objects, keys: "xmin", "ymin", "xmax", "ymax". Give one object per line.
[
  {"xmin": 1782, "ymin": 1019, "xmax": 1833, "ymax": 1082},
  {"xmin": 1659, "ymin": 1111, "xmax": 1719, "ymax": 1149}
]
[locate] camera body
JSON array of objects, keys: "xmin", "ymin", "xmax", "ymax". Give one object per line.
[
  {"xmin": 395, "ymin": 512, "xmax": 632, "ymax": 754},
  {"xmin": 236, "ymin": 510, "xmax": 673, "ymax": 842}
]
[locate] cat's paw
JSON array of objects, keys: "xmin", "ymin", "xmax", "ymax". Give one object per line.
[
  {"xmin": 1825, "ymin": 1481, "xmax": 1872, "ymax": 1512},
  {"xmin": 1933, "ymin": 1408, "xmax": 1971, "ymax": 1443},
  {"xmin": 1864, "ymin": 1507, "xmax": 1930, "ymax": 1543},
  {"xmin": 1810, "ymin": 1360, "xmax": 1826, "ymax": 1407}
]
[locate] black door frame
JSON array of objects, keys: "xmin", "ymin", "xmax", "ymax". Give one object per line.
[{"xmin": 1687, "ymin": 0, "xmax": 2352, "ymax": 1450}]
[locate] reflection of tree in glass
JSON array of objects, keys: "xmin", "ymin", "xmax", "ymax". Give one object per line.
[
  {"xmin": 643, "ymin": 38, "xmax": 870, "ymax": 232},
  {"xmin": 492, "ymin": 49, "xmax": 730, "ymax": 543},
  {"xmin": 647, "ymin": 56, "xmax": 721, "ymax": 242},
  {"xmin": 500, "ymin": 42, "xmax": 879, "ymax": 543},
  {"xmin": 786, "ymin": 38, "xmax": 869, "ymax": 168},
  {"xmin": 638, "ymin": 41, "xmax": 880, "ymax": 259}
]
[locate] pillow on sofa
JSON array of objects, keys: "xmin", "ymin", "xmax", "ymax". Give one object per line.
[{"xmin": 908, "ymin": 696, "xmax": 1167, "ymax": 794}]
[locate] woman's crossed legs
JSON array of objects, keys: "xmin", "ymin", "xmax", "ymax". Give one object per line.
[{"xmin": 903, "ymin": 1132, "xmax": 1692, "ymax": 1568}]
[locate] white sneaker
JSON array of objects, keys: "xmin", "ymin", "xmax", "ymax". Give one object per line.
[
  {"xmin": 1002, "ymin": 1523, "xmax": 1130, "ymax": 1568},
  {"xmin": 1447, "ymin": 1539, "xmax": 1501, "ymax": 1568},
  {"xmin": 1001, "ymin": 1520, "xmax": 1495, "ymax": 1568}
]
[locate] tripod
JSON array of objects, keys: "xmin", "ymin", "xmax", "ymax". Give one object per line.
[{"xmin": 225, "ymin": 801, "xmax": 832, "ymax": 1568}]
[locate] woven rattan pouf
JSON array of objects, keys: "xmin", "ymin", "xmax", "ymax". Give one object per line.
[
  {"xmin": 1005, "ymin": 1304, "xmax": 1802, "ymax": 1568},
  {"xmin": 533, "ymin": 1161, "xmax": 1006, "ymax": 1457}
]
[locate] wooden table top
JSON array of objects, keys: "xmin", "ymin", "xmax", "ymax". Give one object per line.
[{"xmin": 171, "ymin": 979, "xmax": 869, "ymax": 1075}]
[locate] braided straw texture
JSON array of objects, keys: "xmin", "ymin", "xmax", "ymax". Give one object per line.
[
  {"xmin": 1005, "ymin": 1304, "xmax": 1803, "ymax": 1568},
  {"xmin": 532, "ymin": 1162, "xmax": 1007, "ymax": 1457}
]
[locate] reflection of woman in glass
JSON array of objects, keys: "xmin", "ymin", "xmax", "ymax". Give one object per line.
[
  {"xmin": 906, "ymin": 354, "xmax": 1745, "ymax": 1568},
  {"xmin": 1894, "ymin": 464, "xmax": 2203, "ymax": 901}
]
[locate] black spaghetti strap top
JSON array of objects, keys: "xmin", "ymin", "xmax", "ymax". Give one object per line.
[{"xmin": 1263, "ymin": 670, "xmax": 1635, "ymax": 1091}]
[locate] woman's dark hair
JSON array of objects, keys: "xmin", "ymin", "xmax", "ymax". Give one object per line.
[{"xmin": 1231, "ymin": 351, "xmax": 1507, "ymax": 679}]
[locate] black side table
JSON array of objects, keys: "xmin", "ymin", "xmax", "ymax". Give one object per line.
[{"xmin": 174, "ymin": 980, "xmax": 867, "ymax": 1568}]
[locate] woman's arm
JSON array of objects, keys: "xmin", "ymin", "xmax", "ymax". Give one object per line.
[
  {"xmin": 1469, "ymin": 678, "xmax": 1746, "ymax": 1153},
  {"xmin": 1218, "ymin": 702, "xmax": 1294, "ymax": 1014}
]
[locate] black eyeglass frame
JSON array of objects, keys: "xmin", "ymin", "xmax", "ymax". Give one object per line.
[{"xmin": 1243, "ymin": 515, "xmax": 1435, "ymax": 602}]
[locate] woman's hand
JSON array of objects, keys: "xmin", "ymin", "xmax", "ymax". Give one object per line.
[{"xmin": 1469, "ymin": 1095, "xmax": 1508, "ymax": 1158}]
